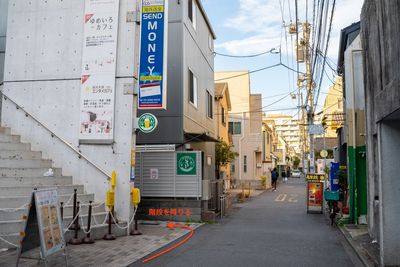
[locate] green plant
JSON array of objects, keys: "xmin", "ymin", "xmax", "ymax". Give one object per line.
[
  {"xmin": 215, "ymin": 140, "xmax": 238, "ymax": 167},
  {"xmin": 293, "ymin": 156, "xmax": 300, "ymax": 169},
  {"xmin": 260, "ymin": 175, "xmax": 267, "ymax": 188}
]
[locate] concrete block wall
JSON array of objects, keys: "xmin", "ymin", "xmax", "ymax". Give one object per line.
[{"xmin": 1, "ymin": 0, "xmax": 138, "ymax": 221}]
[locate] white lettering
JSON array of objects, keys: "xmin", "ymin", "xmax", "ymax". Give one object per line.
[
  {"xmin": 147, "ymin": 66, "xmax": 155, "ymax": 75},
  {"xmin": 148, "ymin": 43, "xmax": 156, "ymax": 53},
  {"xmin": 148, "ymin": 21, "xmax": 158, "ymax": 30},
  {"xmin": 148, "ymin": 55, "xmax": 155, "ymax": 64},
  {"xmin": 148, "ymin": 32, "xmax": 156, "ymax": 41}
]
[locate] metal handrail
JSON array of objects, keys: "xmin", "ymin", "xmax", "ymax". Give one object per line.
[{"xmin": 0, "ymin": 83, "xmax": 111, "ymax": 180}]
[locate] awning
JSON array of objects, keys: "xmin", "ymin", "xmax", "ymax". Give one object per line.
[{"xmin": 184, "ymin": 132, "xmax": 219, "ymax": 143}]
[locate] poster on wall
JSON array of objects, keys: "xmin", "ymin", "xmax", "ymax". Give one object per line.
[
  {"xmin": 176, "ymin": 152, "xmax": 197, "ymax": 176},
  {"xmin": 79, "ymin": 0, "xmax": 120, "ymax": 143},
  {"xmin": 138, "ymin": 0, "xmax": 168, "ymax": 109}
]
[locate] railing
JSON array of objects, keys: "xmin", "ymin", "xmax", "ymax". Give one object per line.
[{"xmin": 0, "ymin": 82, "xmax": 111, "ymax": 180}]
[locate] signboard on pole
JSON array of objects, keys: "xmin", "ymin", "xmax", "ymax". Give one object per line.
[
  {"xmin": 138, "ymin": 0, "xmax": 168, "ymax": 109},
  {"xmin": 176, "ymin": 152, "xmax": 197, "ymax": 176},
  {"xmin": 79, "ymin": 0, "xmax": 120, "ymax": 143},
  {"xmin": 309, "ymin": 124, "xmax": 324, "ymax": 135}
]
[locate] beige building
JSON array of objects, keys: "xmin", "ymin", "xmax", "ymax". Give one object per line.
[
  {"xmin": 264, "ymin": 114, "xmax": 301, "ymax": 155},
  {"xmin": 215, "ymin": 71, "xmax": 265, "ymax": 188},
  {"xmin": 214, "ymin": 82, "xmax": 232, "ymax": 188},
  {"xmin": 317, "ymin": 77, "xmax": 344, "ymax": 138}
]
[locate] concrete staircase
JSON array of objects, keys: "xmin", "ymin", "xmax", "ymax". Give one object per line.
[{"xmin": 0, "ymin": 127, "xmax": 126, "ymax": 249}]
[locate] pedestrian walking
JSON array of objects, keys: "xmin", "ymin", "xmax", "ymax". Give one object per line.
[
  {"xmin": 271, "ymin": 168, "xmax": 278, "ymax": 191},
  {"xmin": 281, "ymin": 171, "xmax": 287, "ymax": 183}
]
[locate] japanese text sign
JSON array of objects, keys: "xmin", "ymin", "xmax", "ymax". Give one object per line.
[{"xmin": 138, "ymin": 0, "xmax": 168, "ymax": 109}]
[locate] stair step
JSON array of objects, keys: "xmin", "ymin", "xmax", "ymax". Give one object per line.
[
  {"xmin": 0, "ymin": 127, "xmax": 11, "ymax": 135},
  {"xmin": 0, "ymin": 142, "xmax": 30, "ymax": 151},
  {"xmin": 0, "ymin": 193, "xmax": 94, "ymax": 208},
  {"xmin": 0, "ymin": 167, "xmax": 62, "ymax": 178},
  {"xmin": 0, "ymin": 150, "xmax": 42, "ymax": 160},
  {"xmin": 0, "ymin": 176, "xmax": 73, "ymax": 186},
  {"xmin": 0, "ymin": 202, "xmax": 105, "ymax": 221},
  {"xmin": 0, "ymin": 159, "xmax": 52, "ymax": 168},
  {"xmin": 0, "ymin": 135, "xmax": 20, "ymax": 143},
  {"xmin": 0, "ymin": 222, "xmax": 128, "ymax": 249},
  {"xmin": 63, "ymin": 212, "xmax": 108, "ymax": 228},
  {"xmin": 0, "ymin": 220, "xmax": 25, "ymax": 235},
  {"xmin": 0, "ymin": 184, "xmax": 84, "ymax": 197}
]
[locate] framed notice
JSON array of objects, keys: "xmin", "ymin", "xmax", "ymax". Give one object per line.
[
  {"xmin": 138, "ymin": 0, "xmax": 168, "ymax": 109},
  {"xmin": 79, "ymin": 0, "xmax": 120, "ymax": 143}
]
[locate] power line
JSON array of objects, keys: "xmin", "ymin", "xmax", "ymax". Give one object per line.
[
  {"xmin": 213, "ymin": 48, "xmax": 279, "ymax": 58},
  {"xmin": 314, "ymin": 0, "xmax": 336, "ymax": 109},
  {"xmin": 214, "ymin": 63, "xmax": 305, "ymax": 82}
]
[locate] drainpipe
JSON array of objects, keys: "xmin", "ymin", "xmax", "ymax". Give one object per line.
[{"xmin": 238, "ymin": 112, "xmax": 246, "ymax": 182}]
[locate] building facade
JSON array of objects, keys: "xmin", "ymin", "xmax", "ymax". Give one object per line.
[
  {"xmin": 214, "ymin": 82, "xmax": 232, "ymax": 189},
  {"xmin": 264, "ymin": 114, "xmax": 301, "ymax": 155},
  {"xmin": 215, "ymin": 71, "xmax": 264, "ymax": 189},
  {"xmin": 135, "ymin": 0, "xmax": 219, "ymax": 217},
  {"xmin": 362, "ymin": 1, "xmax": 400, "ymax": 265}
]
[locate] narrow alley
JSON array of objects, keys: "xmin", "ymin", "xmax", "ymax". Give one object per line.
[{"xmin": 131, "ymin": 179, "xmax": 363, "ymax": 267}]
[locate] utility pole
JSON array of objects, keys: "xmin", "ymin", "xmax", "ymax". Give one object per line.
[{"xmin": 303, "ymin": 22, "xmax": 315, "ymax": 173}]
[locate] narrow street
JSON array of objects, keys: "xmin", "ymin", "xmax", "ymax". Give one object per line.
[{"xmin": 132, "ymin": 179, "xmax": 363, "ymax": 267}]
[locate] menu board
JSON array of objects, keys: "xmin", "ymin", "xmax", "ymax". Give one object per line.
[{"xmin": 34, "ymin": 189, "xmax": 66, "ymax": 257}]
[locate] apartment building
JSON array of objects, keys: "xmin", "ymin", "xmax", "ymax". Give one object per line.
[
  {"xmin": 264, "ymin": 114, "xmax": 301, "ymax": 155},
  {"xmin": 135, "ymin": 0, "xmax": 219, "ymax": 218},
  {"xmin": 215, "ymin": 71, "xmax": 264, "ymax": 189}
]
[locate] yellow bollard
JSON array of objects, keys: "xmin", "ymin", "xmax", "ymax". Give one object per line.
[{"xmin": 248, "ymin": 181, "xmax": 251, "ymax": 198}]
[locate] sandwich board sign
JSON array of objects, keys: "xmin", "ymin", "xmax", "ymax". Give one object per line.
[{"xmin": 17, "ymin": 189, "xmax": 68, "ymax": 266}]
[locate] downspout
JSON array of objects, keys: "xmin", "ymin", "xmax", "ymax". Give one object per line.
[{"xmin": 238, "ymin": 112, "xmax": 246, "ymax": 181}]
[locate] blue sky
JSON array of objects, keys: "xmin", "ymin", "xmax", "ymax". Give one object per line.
[{"xmin": 202, "ymin": 0, "xmax": 364, "ymax": 115}]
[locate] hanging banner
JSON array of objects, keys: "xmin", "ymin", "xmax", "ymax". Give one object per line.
[
  {"xmin": 79, "ymin": 0, "xmax": 120, "ymax": 143},
  {"xmin": 138, "ymin": 0, "xmax": 168, "ymax": 109}
]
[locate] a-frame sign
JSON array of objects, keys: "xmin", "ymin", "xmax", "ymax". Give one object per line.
[{"xmin": 16, "ymin": 188, "xmax": 68, "ymax": 267}]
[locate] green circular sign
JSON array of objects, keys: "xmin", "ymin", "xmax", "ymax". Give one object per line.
[
  {"xmin": 138, "ymin": 113, "xmax": 158, "ymax": 133},
  {"xmin": 178, "ymin": 155, "xmax": 196, "ymax": 173}
]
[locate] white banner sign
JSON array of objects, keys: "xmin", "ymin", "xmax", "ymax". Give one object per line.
[{"xmin": 79, "ymin": 0, "xmax": 120, "ymax": 143}]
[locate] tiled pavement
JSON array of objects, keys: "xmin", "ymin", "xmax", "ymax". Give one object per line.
[{"xmin": 0, "ymin": 221, "xmax": 202, "ymax": 267}]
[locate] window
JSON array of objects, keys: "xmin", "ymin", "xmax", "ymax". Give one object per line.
[
  {"xmin": 188, "ymin": 0, "xmax": 197, "ymax": 30},
  {"xmin": 228, "ymin": 122, "xmax": 241, "ymax": 135},
  {"xmin": 230, "ymin": 161, "xmax": 235, "ymax": 173},
  {"xmin": 206, "ymin": 90, "xmax": 213, "ymax": 118},
  {"xmin": 221, "ymin": 107, "xmax": 226, "ymax": 126},
  {"xmin": 243, "ymin": 155, "xmax": 247, "ymax": 173},
  {"xmin": 189, "ymin": 69, "xmax": 198, "ymax": 107}
]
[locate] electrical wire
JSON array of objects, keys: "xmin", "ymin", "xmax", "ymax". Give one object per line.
[{"xmin": 213, "ymin": 48, "xmax": 279, "ymax": 58}]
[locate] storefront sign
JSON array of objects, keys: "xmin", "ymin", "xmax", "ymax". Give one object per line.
[
  {"xmin": 79, "ymin": 0, "xmax": 119, "ymax": 143},
  {"xmin": 306, "ymin": 173, "xmax": 325, "ymax": 181},
  {"xmin": 138, "ymin": 0, "xmax": 168, "ymax": 109},
  {"xmin": 138, "ymin": 113, "xmax": 158, "ymax": 133},
  {"xmin": 307, "ymin": 181, "xmax": 324, "ymax": 213},
  {"xmin": 176, "ymin": 152, "xmax": 197, "ymax": 176}
]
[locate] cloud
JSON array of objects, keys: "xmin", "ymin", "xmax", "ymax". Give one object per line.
[{"xmin": 217, "ymin": 0, "xmax": 364, "ymax": 60}]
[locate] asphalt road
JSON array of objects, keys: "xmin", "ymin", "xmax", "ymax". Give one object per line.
[{"xmin": 131, "ymin": 178, "xmax": 363, "ymax": 267}]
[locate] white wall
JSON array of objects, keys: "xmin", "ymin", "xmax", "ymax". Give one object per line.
[{"xmin": 1, "ymin": 0, "xmax": 137, "ymax": 221}]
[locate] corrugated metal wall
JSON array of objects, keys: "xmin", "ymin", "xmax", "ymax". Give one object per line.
[{"xmin": 135, "ymin": 151, "xmax": 202, "ymax": 198}]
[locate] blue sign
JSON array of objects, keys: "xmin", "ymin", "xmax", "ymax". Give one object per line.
[{"xmin": 138, "ymin": 1, "xmax": 168, "ymax": 109}]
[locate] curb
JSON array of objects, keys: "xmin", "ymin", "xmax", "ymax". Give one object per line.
[{"xmin": 338, "ymin": 225, "xmax": 376, "ymax": 267}]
